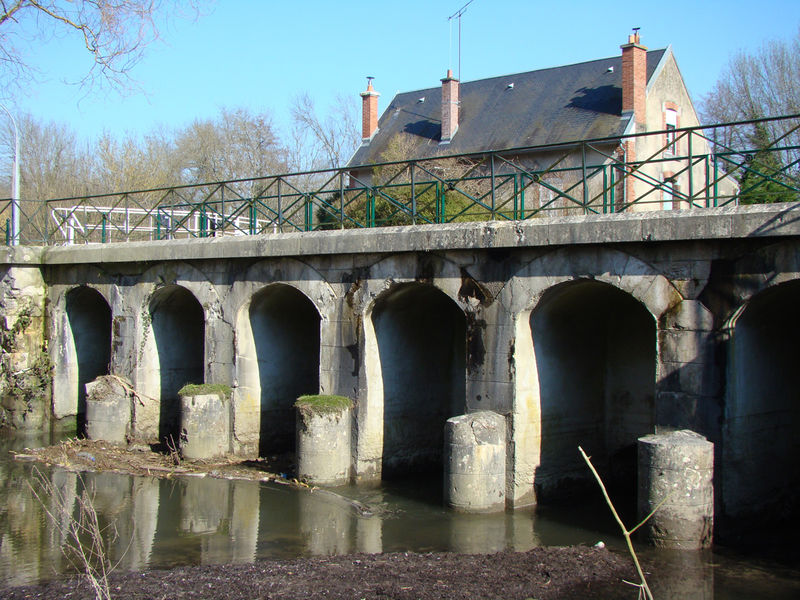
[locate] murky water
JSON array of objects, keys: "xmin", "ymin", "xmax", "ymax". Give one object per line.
[{"xmin": 1, "ymin": 432, "xmax": 798, "ymax": 598}]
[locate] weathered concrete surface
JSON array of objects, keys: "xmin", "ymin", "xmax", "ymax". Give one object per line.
[
  {"xmin": 180, "ymin": 393, "xmax": 230, "ymax": 460},
  {"xmin": 296, "ymin": 405, "xmax": 352, "ymax": 485},
  {"xmin": 0, "ymin": 265, "xmax": 49, "ymax": 429},
  {"xmin": 85, "ymin": 375, "xmax": 133, "ymax": 444},
  {"xmin": 445, "ymin": 411, "xmax": 507, "ymax": 512},
  {"xmin": 638, "ymin": 430, "xmax": 714, "ymax": 549}
]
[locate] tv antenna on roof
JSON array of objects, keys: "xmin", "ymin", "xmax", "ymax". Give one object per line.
[{"xmin": 448, "ymin": 0, "xmax": 475, "ymax": 80}]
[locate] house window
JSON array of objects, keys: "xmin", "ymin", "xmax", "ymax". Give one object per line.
[
  {"xmin": 662, "ymin": 175, "xmax": 679, "ymax": 210},
  {"xmin": 665, "ymin": 108, "xmax": 678, "ymax": 154}
]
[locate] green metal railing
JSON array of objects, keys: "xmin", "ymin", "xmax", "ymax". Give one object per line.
[{"xmin": 2, "ymin": 115, "xmax": 799, "ymax": 246}]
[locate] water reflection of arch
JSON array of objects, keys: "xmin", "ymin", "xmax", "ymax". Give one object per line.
[
  {"xmin": 232, "ymin": 259, "xmax": 335, "ymax": 458},
  {"xmin": 723, "ymin": 277, "xmax": 800, "ymax": 537},
  {"xmin": 360, "ymin": 254, "xmax": 468, "ymax": 480},
  {"xmin": 136, "ymin": 262, "xmax": 219, "ymax": 444},
  {"xmin": 53, "ymin": 285, "xmax": 112, "ymax": 433},
  {"xmin": 501, "ymin": 247, "xmax": 679, "ymax": 506}
]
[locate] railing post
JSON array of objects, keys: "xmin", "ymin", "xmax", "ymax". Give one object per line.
[
  {"xmin": 490, "ymin": 154, "xmax": 496, "ymax": 219},
  {"xmin": 4, "ymin": 219, "xmax": 9, "ymax": 246},
  {"xmin": 436, "ymin": 182, "xmax": 443, "ymax": 223},
  {"xmin": 713, "ymin": 155, "xmax": 719, "ymax": 206},
  {"xmin": 339, "ymin": 171, "xmax": 345, "ymax": 229},
  {"xmin": 704, "ymin": 154, "xmax": 710, "ymax": 208},
  {"xmin": 609, "ymin": 165, "xmax": 617, "ymax": 213},
  {"xmin": 581, "ymin": 142, "xmax": 588, "ymax": 213},
  {"xmin": 249, "ymin": 198, "xmax": 256, "ymax": 235},
  {"xmin": 156, "ymin": 212, "xmax": 161, "ymax": 240},
  {"xmin": 277, "ymin": 178, "xmax": 283, "ymax": 232},
  {"xmin": 513, "ymin": 172, "xmax": 519, "ymax": 220},
  {"xmin": 410, "ymin": 163, "xmax": 417, "ymax": 225},
  {"xmin": 124, "ymin": 193, "xmax": 130, "ymax": 242},
  {"xmin": 520, "ymin": 173, "xmax": 526, "ymax": 219},
  {"xmin": 304, "ymin": 194, "xmax": 312, "ymax": 231},
  {"xmin": 101, "ymin": 213, "xmax": 107, "ymax": 243},
  {"xmin": 688, "ymin": 132, "xmax": 694, "ymax": 206}
]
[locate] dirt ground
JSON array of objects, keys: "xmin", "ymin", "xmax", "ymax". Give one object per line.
[
  {"xmin": 8, "ymin": 439, "xmax": 641, "ymax": 599},
  {"xmin": 0, "ymin": 545, "xmax": 637, "ymax": 600}
]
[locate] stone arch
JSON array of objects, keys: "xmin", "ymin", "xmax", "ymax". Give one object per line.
[
  {"xmin": 148, "ymin": 284, "xmax": 205, "ymax": 444},
  {"xmin": 366, "ymin": 281, "xmax": 467, "ymax": 478},
  {"xmin": 354, "ymin": 253, "xmax": 472, "ymax": 480},
  {"xmin": 52, "ymin": 285, "xmax": 112, "ymax": 433},
  {"xmin": 231, "ymin": 258, "xmax": 336, "ymax": 458},
  {"xmin": 250, "ymin": 284, "xmax": 321, "ymax": 456},
  {"xmin": 722, "ymin": 278, "xmax": 800, "ymax": 537},
  {"xmin": 529, "ymin": 279, "xmax": 657, "ymax": 502},
  {"xmin": 708, "ymin": 240, "xmax": 800, "ymax": 328},
  {"xmin": 499, "ymin": 247, "xmax": 676, "ymax": 506},
  {"xmin": 133, "ymin": 262, "xmax": 218, "ymax": 444}
]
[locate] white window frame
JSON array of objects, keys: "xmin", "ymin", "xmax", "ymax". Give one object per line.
[
  {"xmin": 665, "ymin": 108, "xmax": 678, "ymax": 154},
  {"xmin": 662, "ymin": 176, "xmax": 675, "ymax": 211}
]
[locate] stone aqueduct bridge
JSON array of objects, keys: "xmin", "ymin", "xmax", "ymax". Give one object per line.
[{"xmin": 2, "ymin": 203, "xmax": 799, "ymax": 528}]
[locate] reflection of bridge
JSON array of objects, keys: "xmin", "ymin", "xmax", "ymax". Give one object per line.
[{"xmin": 2, "ymin": 202, "xmax": 800, "ymax": 545}]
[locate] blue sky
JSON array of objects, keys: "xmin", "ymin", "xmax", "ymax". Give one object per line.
[{"xmin": 10, "ymin": 0, "xmax": 800, "ymax": 142}]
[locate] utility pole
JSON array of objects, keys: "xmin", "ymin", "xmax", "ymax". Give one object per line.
[{"xmin": 0, "ymin": 103, "xmax": 20, "ymax": 245}]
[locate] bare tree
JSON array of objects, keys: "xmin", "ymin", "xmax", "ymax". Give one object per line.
[
  {"xmin": 0, "ymin": 112, "xmax": 100, "ymax": 207},
  {"xmin": 290, "ymin": 92, "xmax": 360, "ymax": 170},
  {"xmin": 0, "ymin": 1, "xmax": 204, "ymax": 97},
  {"xmin": 702, "ymin": 29, "xmax": 800, "ymax": 170},
  {"xmin": 176, "ymin": 107, "xmax": 287, "ymax": 186},
  {"xmin": 94, "ymin": 128, "xmax": 181, "ymax": 193}
]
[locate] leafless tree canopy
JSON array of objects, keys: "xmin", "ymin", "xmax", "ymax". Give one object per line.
[
  {"xmin": 0, "ymin": 1, "xmax": 202, "ymax": 97},
  {"xmin": 0, "ymin": 107, "xmax": 288, "ymax": 201},
  {"xmin": 701, "ymin": 29, "xmax": 800, "ymax": 167},
  {"xmin": 290, "ymin": 92, "xmax": 360, "ymax": 170}
]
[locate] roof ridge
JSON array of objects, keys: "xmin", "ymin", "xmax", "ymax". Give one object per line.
[{"xmin": 391, "ymin": 48, "xmax": 669, "ymax": 98}]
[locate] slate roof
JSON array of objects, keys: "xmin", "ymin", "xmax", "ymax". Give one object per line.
[{"xmin": 349, "ymin": 49, "xmax": 667, "ymax": 166}]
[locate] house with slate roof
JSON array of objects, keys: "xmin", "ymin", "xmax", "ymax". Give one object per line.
[{"xmin": 348, "ymin": 31, "xmax": 727, "ymax": 214}]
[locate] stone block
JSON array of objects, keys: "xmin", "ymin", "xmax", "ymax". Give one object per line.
[
  {"xmin": 296, "ymin": 398, "xmax": 352, "ymax": 486},
  {"xmin": 85, "ymin": 375, "xmax": 133, "ymax": 445},
  {"xmin": 180, "ymin": 392, "xmax": 230, "ymax": 460},
  {"xmin": 637, "ymin": 430, "xmax": 714, "ymax": 549},
  {"xmin": 444, "ymin": 411, "xmax": 507, "ymax": 512}
]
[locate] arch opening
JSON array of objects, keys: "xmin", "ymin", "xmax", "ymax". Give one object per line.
[
  {"xmin": 725, "ymin": 280, "xmax": 800, "ymax": 538},
  {"xmin": 150, "ymin": 285, "xmax": 205, "ymax": 445},
  {"xmin": 65, "ymin": 286, "xmax": 112, "ymax": 434},
  {"xmin": 372, "ymin": 283, "xmax": 466, "ymax": 478},
  {"xmin": 530, "ymin": 280, "xmax": 656, "ymax": 504},
  {"xmin": 250, "ymin": 284, "xmax": 321, "ymax": 457}
]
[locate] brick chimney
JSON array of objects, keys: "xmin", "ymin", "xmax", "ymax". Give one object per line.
[
  {"xmin": 360, "ymin": 78, "xmax": 380, "ymax": 141},
  {"xmin": 620, "ymin": 30, "xmax": 647, "ymax": 127},
  {"xmin": 440, "ymin": 69, "xmax": 459, "ymax": 143}
]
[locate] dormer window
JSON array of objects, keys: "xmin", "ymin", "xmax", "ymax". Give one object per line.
[{"xmin": 665, "ymin": 108, "xmax": 678, "ymax": 154}]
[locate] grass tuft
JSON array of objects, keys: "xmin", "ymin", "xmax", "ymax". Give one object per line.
[
  {"xmin": 295, "ymin": 394, "xmax": 353, "ymax": 415},
  {"xmin": 178, "ymin": 383, "xmax": 232, "ymax": 400}
]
